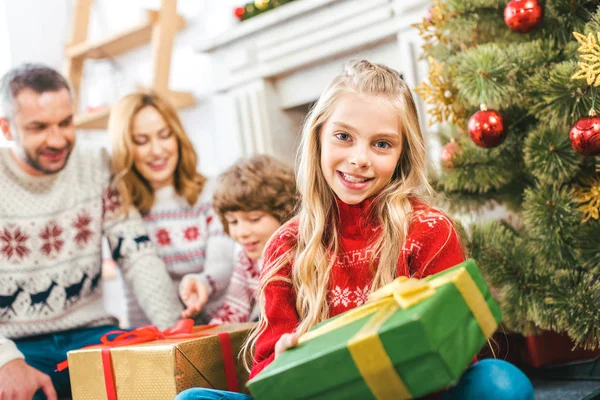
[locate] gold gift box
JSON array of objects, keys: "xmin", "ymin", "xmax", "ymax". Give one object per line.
[{"xmin": 68, "ymin": 323, "xmax": 254, "ymax": 400}]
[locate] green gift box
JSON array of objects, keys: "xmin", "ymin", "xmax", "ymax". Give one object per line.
[{"xmin": 247, "ymin": 259, "xmax": 502, "ymax": 400}]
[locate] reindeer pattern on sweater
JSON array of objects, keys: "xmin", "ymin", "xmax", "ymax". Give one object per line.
[{"xmin": 0, "ymin": 145, "xmax": 183, "ymax": 368}]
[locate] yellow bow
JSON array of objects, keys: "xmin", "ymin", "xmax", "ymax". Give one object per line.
[{"xmin": 298, "ymin": 276, "xmax": 437, "ymax": 345}]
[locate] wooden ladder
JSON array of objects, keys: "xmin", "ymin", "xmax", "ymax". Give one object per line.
[{"xmin": 64, "ymin": 0, "xmax": 195, "ymax": 129}]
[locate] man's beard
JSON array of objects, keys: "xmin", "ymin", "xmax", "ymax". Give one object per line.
[{"xmin": 23, "ymin": 145, "xmax": 73, "ymax": 175}]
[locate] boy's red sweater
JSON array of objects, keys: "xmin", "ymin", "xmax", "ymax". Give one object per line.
[{"xmin": 250, "ymin": 198, "xmax": 465, "ymax": 378}]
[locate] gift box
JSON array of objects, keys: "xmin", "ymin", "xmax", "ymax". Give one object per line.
[
  {"xmin": 247, "ymin": 259, "xmax": 502, "ymax": 400},
  {"xmin": 66, "ymin": 321, "xmax": 254, "ymax": 400}
]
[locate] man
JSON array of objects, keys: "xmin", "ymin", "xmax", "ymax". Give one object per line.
[{"xmin": 0, "ymin": 64, "xmax": 191, "ymax": 399}]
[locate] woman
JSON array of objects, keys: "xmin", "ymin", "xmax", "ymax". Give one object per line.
[{"xmin": 108, "ymin": 91, "xmax": 235, "ymax": 327}]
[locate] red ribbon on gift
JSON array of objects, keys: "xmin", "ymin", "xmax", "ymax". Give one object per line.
[{"xmin": 57, "ymin": 319, "xmax": 240, "ymax": 399}]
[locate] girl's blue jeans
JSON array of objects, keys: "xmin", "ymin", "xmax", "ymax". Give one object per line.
[{"xmin": 175, "ymin": 358, "xmax": 534, "ymax": 400}]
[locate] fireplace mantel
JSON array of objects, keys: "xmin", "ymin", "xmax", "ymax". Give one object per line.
[{"xmin": 195, "ymin": 0, "xmax": 431, "ymax": 166}]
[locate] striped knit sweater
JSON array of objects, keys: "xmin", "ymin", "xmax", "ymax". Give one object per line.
[
  {"xmin": 0, "ymin": 144, "xmax": 183, "ymax": 368},
  {"xmin": 210, "ymin": 245, "xmax": 262, "ymax": 324},
  {"xmin": 121, "ymin": 180, "xmax": 236, "ymax": 327}
]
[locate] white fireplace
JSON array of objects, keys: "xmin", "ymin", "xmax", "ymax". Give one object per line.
[{"xmin": 194, "ymin": 0, "xmax": 431, "ymax": 166}]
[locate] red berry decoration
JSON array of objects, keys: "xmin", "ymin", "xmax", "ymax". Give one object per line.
[
  {"xmin": 468, "ymin": 106, "xmax": 507, "ymax": 148},
  {"xmin": 569, "ymin": 114, "xmax": 600, "ymax": 157},
  {"xmin": 504, "ymin": 0, "xmax": 544, "ymax": 33},
  {"xmin": 234, "ymin": 6, "xmax": 245, "ymax": 20},
  {"xmin": 440, "ymin": 139, "xmax": 461, "ymax": 171}
]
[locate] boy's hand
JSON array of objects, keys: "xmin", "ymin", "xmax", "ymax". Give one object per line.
[
  {"xmin": 179, "ymin": 276, "xmax": 209, "ymax": 318},
  {"xmin": 274, "ymin": 332, "xmax": 299, "ymax": 359}
]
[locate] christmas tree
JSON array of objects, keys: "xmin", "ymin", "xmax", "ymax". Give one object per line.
[{"xmin": 414, "ymin": 0, "xmax": 600, "ymax": 348}]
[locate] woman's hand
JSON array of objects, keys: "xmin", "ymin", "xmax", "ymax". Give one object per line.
[{"xmin": 274, "ymin": 332, "xmax": 299, "ymax": 359}]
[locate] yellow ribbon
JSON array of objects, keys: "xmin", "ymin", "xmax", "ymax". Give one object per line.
[{"xmin": 298, "ymin": 267, "xmax": 498, "ymax": 400}]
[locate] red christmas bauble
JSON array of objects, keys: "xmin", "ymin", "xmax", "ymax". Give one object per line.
[
  {"xmin": 569, "ymin": 116, "xmax": 600, "ymax": 157},
  {"xmin": 234, "ymin": 6, "xmax": 245, "ymax": 20},
  {"xmin": 440, "ymin": 140, "xmax": 461, "ymax": 171},
  {"xmin": 468, "ymin": 109, "xmax": 506, "ymax": 148},
  {"xmin": 504, "ymin": 0, "xmax": 543, "ymax": 33}
]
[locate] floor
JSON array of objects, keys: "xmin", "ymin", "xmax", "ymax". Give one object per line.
[
  {"xmin": 532, "ymin": 379, "xmax": 600, "ymax": 400},
  {"xmin": 529, "ymin": 357, "xmax": 600, "ymax": 400}
]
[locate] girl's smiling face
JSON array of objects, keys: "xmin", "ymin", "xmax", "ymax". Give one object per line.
[{"xmin": 320, "ymin": 92, "xmax": 403, "ymax": 204}]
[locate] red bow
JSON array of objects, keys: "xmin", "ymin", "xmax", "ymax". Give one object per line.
[{"xmin": 56, "ymin": 319, "xmax": 214, "ymax": 372}]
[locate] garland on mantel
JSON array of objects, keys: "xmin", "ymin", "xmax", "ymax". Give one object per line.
[{"xmin": 234, "ymin": 0, "xmax": 297, "ymax": 21}]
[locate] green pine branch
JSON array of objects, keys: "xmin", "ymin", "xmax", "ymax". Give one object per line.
[
  {"xmin": 573, "ymin": 215, "xmax": 600, "ymax": 271},
  {"xmin": 523, "ymin": 124, "xmax": 584, "ymax": 185},
  {"xmin": 522, "ymin": 184, "xmax": 581, "ymax": 265},
  {"xmin": 445, "ymin": 0, "xmax": 505, "ymax": 14},
  {"xmin": 524, "ymin": 61, "xmax": 600, "ymax": 126},
  {"xmin": 468, "ymin": 221, "xmax": 538, "ymax": 332},
  {"xmin": 451, "ymin": 43, "xmax": 518, "ymax": 108},
  {"xmin": 545, "ymin": 0, "xmax": 600, "ymax": 45}
]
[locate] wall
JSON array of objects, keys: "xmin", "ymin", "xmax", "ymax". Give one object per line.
[
  {"xmin": 0, "ymin": 0, "xmax": 11, "ymax": 147},
  {"xmin": 1, "ymin": 0, "xmax": 246, "ymax": 174}
]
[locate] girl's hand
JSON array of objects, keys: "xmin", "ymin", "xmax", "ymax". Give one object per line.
[
  {"xmin": 274, "ymin": 332, "xmax": 299, "ymax": 359},
  {"xmin": 179, "ymin": 276, "xmax": 209, "ymax": 318}
]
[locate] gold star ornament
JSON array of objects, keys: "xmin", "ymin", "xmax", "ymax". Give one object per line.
[
  {"xmin": 415, "ymin": 57, "xmax": 467, "ymax": 127},
  {"xmin": 575, "ymin": 173, "xmax": 600, "ymax": 223},
  {"xmin": 572, "ymin": 31, "xmax": 600, "ymax": 87}
]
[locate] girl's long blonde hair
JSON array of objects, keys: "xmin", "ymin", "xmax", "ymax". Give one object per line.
[
  {"xmin": 243, "ymin": 60, "xmax": 438, "ymax": 368},
  {"xmin": 108, "ymin": 91, "xmax": 206, "ymax": 214}
]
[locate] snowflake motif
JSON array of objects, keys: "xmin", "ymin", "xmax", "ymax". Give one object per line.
[
  {"xmin": 330, "ymin": 286, "xmax": 352, "ymax": 307},
  {"xmin": 416, "ymin": 214, "xmax": 445, "ymax": 228},
  {"xmin": 353, "ymin": 285, "xmax": 370, "ymax": 306},
  {"xmin": 183, "ymin": 226, "xmax": 199, "ymax": 241},
  {"xmin": 102, "ymin": 188, "xmax": 121, "ymax": 215},
  {"xmin": 414, "ymin": 57, "xmax": 467, "ymax": 127},
  {"xmin": 0, "ymin": 226, "xmax": 30, "ymax": 261},
  {"xmin": 214, "ymin": 304, "xmax": 237, "ymax": 323},
  {"xmin": 572, "ymin": 32, "xmax": 600, "ymax": 87},
  {"xmin": 156, "ymin": 228, "xmax": 171, "ymax": 246},
  {"xmin": 39, "ymin": 222, "xmax": 64, "ymax": 257},
  {"xmin": 73, "ymin": 213, "xmax": 93, "ymax": 247}
]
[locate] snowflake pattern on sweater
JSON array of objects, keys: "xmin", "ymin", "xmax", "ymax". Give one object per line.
[
  {"xmin": 121, "ymin": 182, "xmax": 236, "ymax": 327},
  {"xmin": 250, "ymin": 198, "xmax": 465, "ymax": 378},
  {"xmin": 0, "ymin": 145, "xmax": 183, "ymax": 368},
  {"xmin": 327, "ymin": 209, "xmax": 452, "ymax": 310}
]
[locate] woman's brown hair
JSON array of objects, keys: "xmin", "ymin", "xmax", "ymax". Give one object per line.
[{"xmin": 108, "ymin": 91, "xmax": 206, "ymax": 214}]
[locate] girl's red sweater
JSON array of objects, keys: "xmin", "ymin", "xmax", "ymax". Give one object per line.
[{"xmin": 250, "ymin": 198, "xmax": 464, "ymax": 378}]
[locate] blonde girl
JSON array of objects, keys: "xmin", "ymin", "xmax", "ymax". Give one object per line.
[{"xmin": 175, "ymin": 61, "xmax": 532, "ymax": 400}]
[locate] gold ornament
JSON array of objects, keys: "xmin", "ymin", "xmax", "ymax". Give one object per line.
[
  {"xmin": 415, "ymin": 57, "xmax": 467, "ymax": 127},
  {"xmin": 254, "ymin": 0, "xmax": 270, "ymax": 10},
  {"xmin": 412, "ymin": 0, "xmax": 457, "ymax": 56},
  {"xmin": 575, "ymin": 173, "xmax": 600, "ymax": 223},
  {"xmin": 572, "ymin": 32, "xmax": 600, "ymax": 87}
]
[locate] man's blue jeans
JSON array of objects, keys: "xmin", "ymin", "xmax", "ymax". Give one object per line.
[{"xmin": 14, "ymin": 324, "xmax": 120, "ymax": 400}]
